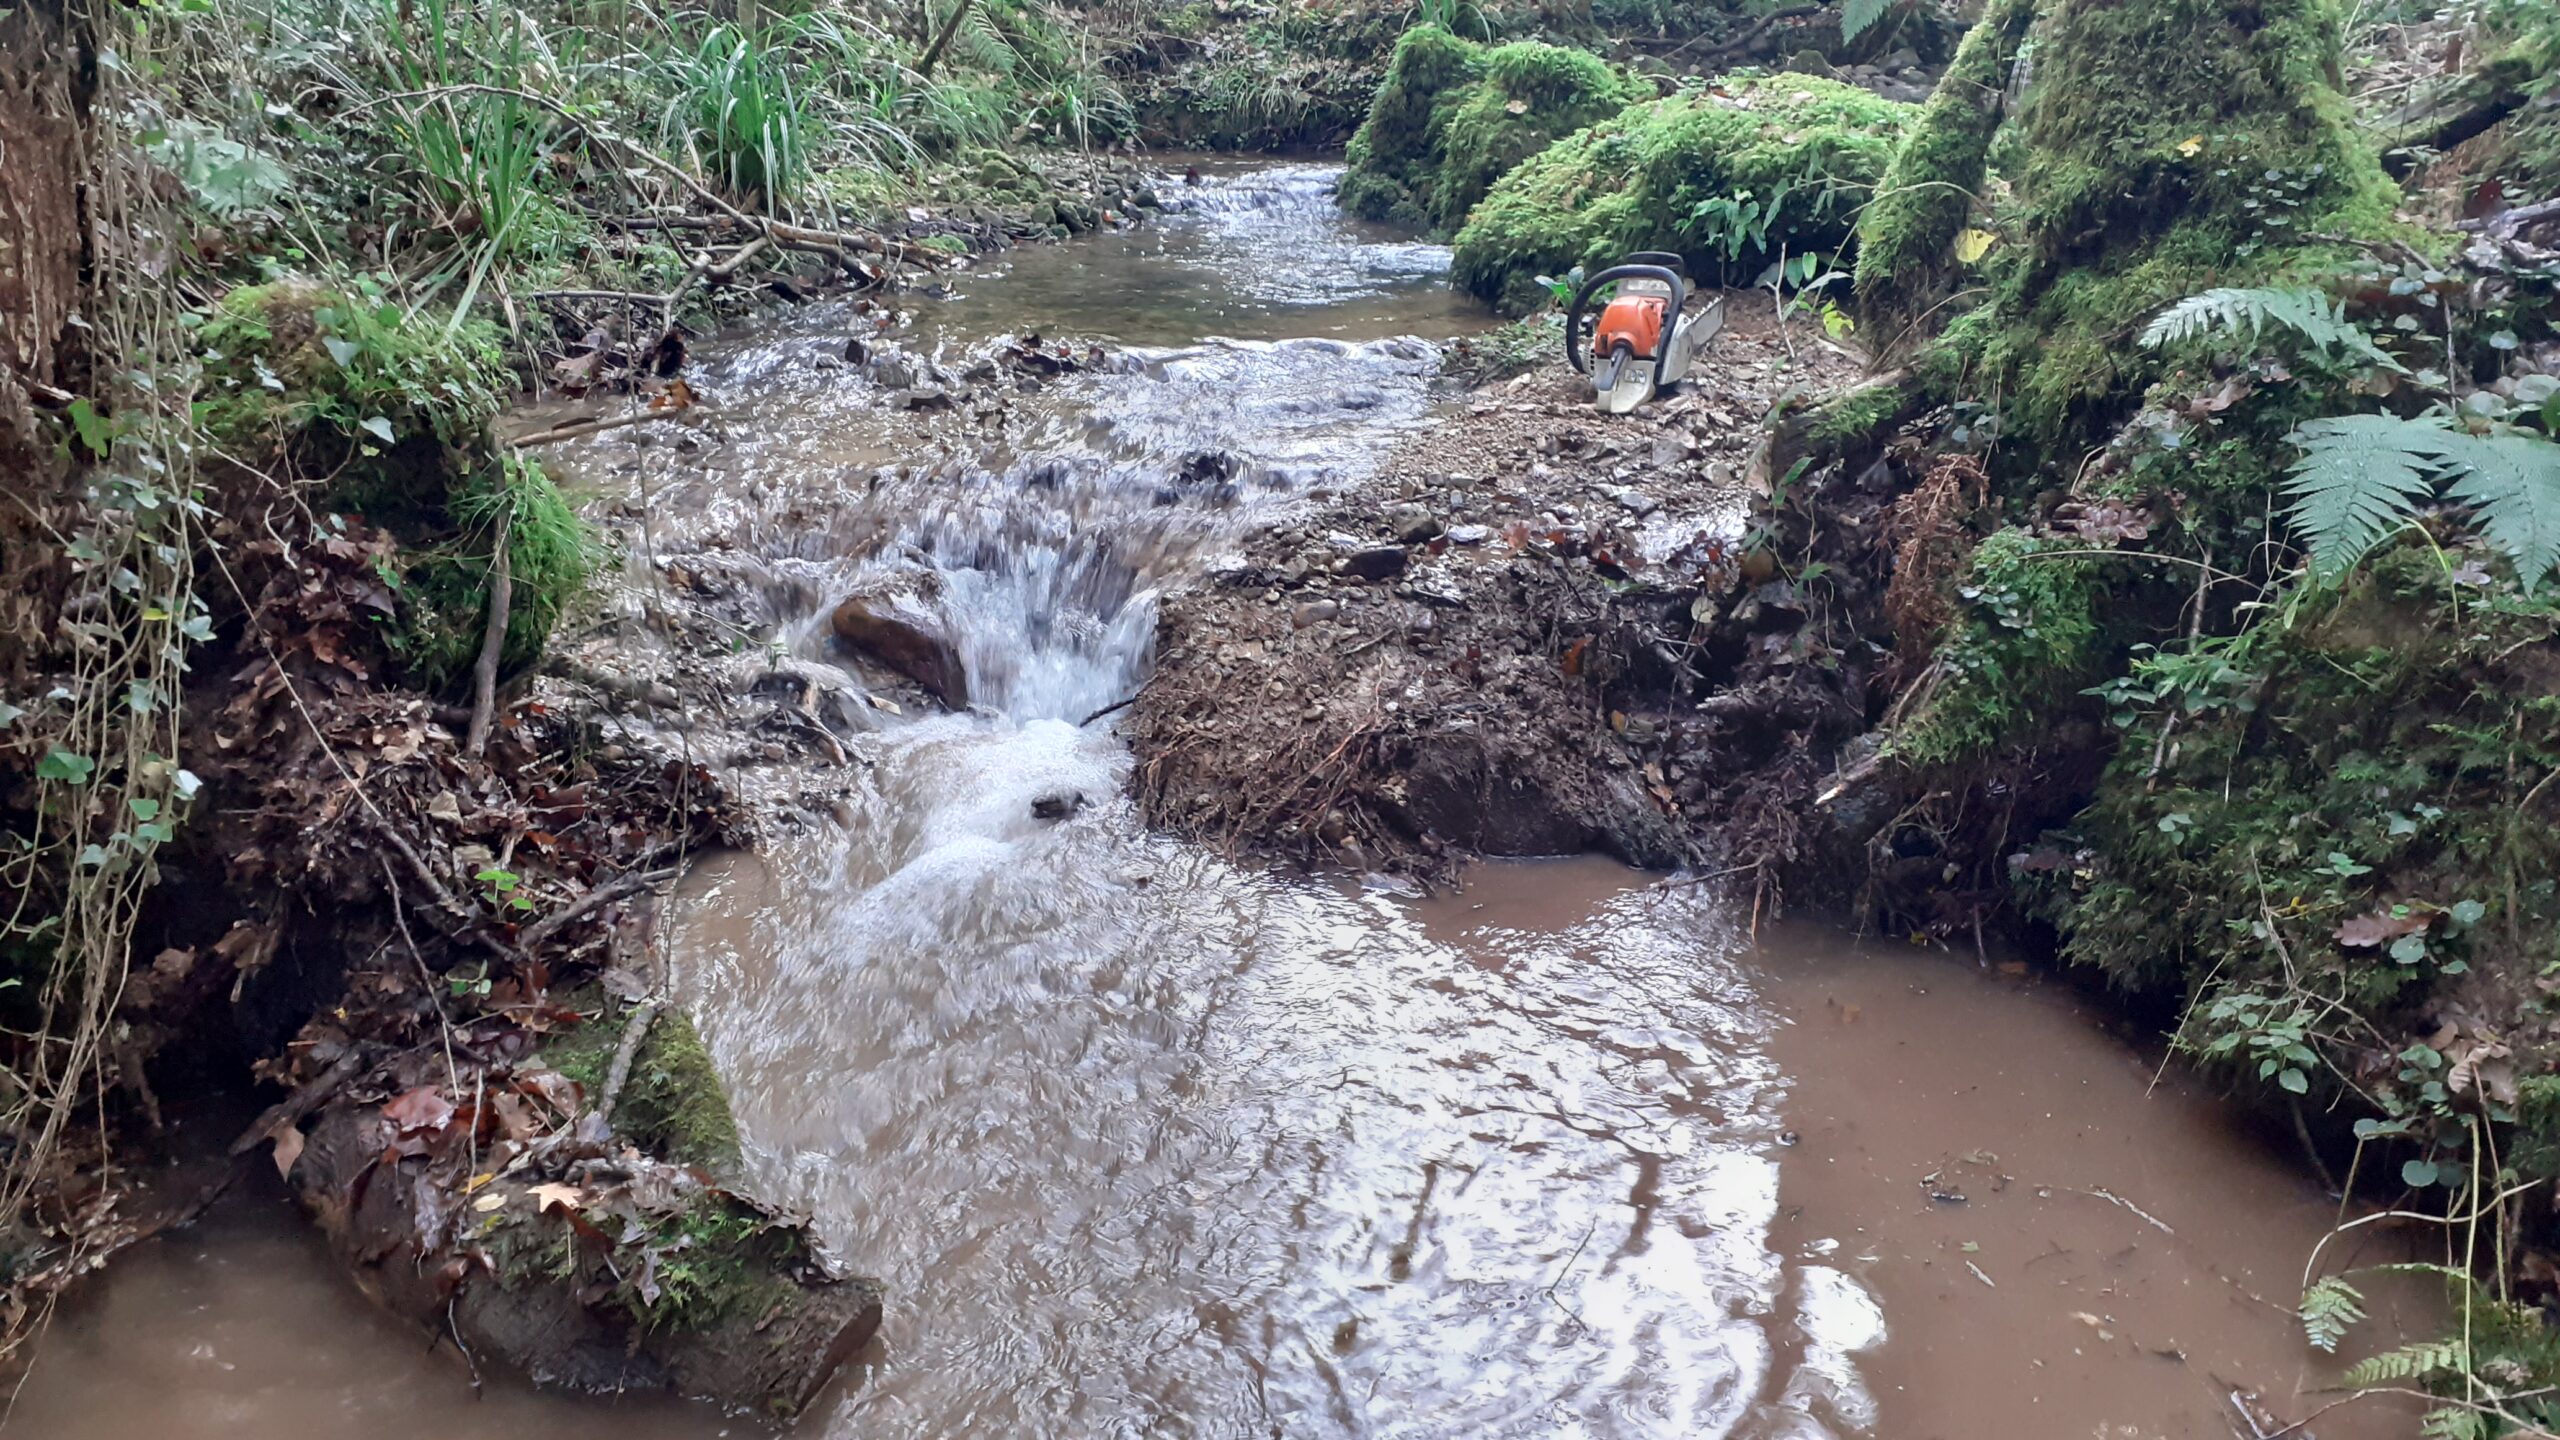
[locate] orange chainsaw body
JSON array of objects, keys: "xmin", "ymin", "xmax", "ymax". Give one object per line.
[{"xmin": 1592, "ymin": 293, "xmax": 1669, "ymax": 363}]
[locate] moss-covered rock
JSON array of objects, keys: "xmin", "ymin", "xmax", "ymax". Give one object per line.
[
  {"xmin": 198, "ymin": 277, "xmax": 595, "ymax": 696},
  {"xmin": 1449, "ymin": 76, "xmax": 1918, "ymax": 315},
  {"xmin": 1337, "ymin": 25, "xmax": 1487, "ymax": 229},
  {"xmin": 1925, "ymin": 0, "xmax": 2400, "ymax": 451},
  {"xmin": 1339, "ymin": 32, "xmax": 1649, "ymax": 236},
  {"xmin": 198, "ymin": 278, "xmax": 511, "ymax": 477}
]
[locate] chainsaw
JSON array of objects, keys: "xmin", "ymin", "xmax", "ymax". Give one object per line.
[{"xmin": 1566, "ymin": 253, "xmax": 1725, "ymax": 414}]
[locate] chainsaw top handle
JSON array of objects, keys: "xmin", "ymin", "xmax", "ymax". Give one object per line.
[{"xmin": 1565, "ymin": 262, "xmax": 1688, "ymax": 380}]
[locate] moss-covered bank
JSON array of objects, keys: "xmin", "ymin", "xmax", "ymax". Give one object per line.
[{"xmin": 1450, "ymin": 75, "xmax": 1917, "ymax": 314}]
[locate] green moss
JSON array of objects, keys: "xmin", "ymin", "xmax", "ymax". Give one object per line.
[
  {"xmin": 1851, "ymin": 0, "xmax": 2036, "ymax": 347},
  {"xmin": 1926, "ymin": 0, "xmax": 2398, "ymax": 453},
  {"xmin": 1425, "ymin": 42, "xmax": 1649, "ymax": 234},
  {"xmin": 478, "ymin": 1185, "xmax": 812, "ymax": 1335},
  {"xmin": 1338, "ymin": 25, "xmax": 1486, "ymax": 229},
  {"xmin": 1449, "ymin": 76, "xmax": 1918, "ymax": 315},
  {"xmin": 2028, "ymin": 545, "xmax": 2560, "ymax": 1027},
  {"xmin": 1890, "ymin": 527, "xmax": 2104, "ymax": 767},
  {"xmin": 198, "ymin": 279, "xmax": 510, "ymax": 469},
  {"xmin": 544, "ymin": 994, "xmax": 744, "ymax": 1174}
]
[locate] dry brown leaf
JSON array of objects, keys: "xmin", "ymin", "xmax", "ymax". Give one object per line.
[{"xmin": 271, "ymin": 1125, "xmax": 305, "ymax": 1180}]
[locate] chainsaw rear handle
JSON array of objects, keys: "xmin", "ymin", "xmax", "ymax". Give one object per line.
[{"xmin": 1566, "ymin": 263, "xmax": 1689, "ymax": 386}]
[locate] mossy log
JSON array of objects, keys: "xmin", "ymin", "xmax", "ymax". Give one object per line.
[{"xmin": 289, "ymin": 1065, "xmax": 876, "ymax": 1417}]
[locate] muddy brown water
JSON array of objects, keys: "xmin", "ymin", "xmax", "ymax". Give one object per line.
[
  {"xmin": 18, "ymin": 858, "xmax": 2426, "ymax": 1439},
  {"xmin": 15, "ymin": 163, "xmax": 2429, "ymax": 1437}
]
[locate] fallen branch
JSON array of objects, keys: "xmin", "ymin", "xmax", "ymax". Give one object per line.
[
  {"xmin": 229, "ymin": 1048, "xmax": 369, "ymax": 1156},
  {"xmin": 1631, "ymin": 4, "xmax": 1821, "ymax": 60},
  {"xmin": 597, "ymin": 998, "xmax": 663, "ymax": 1123},
  {"xmin": 509, "ymin": 409, "xmax": 686, "ymax": 448},
  {"xmin": 516, "ymin": 867, "xmax": 677, "ymax": 954},
  {"xmin": 465, "ymin": 510, "xmax": 514, "ymax": 759}
]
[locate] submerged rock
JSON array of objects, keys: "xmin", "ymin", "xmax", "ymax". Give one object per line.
[{"xmin": 831, "ymin": 574, "xmax": 968, "ymax": 708}]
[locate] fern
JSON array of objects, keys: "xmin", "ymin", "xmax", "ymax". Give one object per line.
[
  {"xmin": 2300, "ymin": 1274, "xmax": 2369, "ymax": 1353},
  {"xmin": 2284, "ymin": 415, "xmax": 2444, "ymax": 577},
  {"xmin": 2345, "ymin": 1338, "xmax": 2469, "ymax": 1388},
  {"xmin": 2285, "ymin": 416, "xmax": 2560, "ymax": 589},
  {"xmin": 1842, "ymin": 0, "xmax": 1893, "ymax": 42},
  {"xmin": 2141, "ymin": 286, "xmax": 2406, "ymax": 372},
  {"xmin": 2442, "ymin": 430, "xmax": 2560, "ymax": 596},
  {"xmin": 2419, "ymin": 1407, "xmax": 2490, "ymax": 1440}
]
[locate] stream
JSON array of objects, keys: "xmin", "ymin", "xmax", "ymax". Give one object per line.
[{"xmin": 17, "ymin": 161, "xmax": 2427, "ymax": 1439}]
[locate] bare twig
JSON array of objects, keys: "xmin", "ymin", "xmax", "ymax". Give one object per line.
[
  {"xmin": 516, "ymin": 868, "xmax": 676, "ymax": 954},
  {"xmin": 465, "ymin": 508, "xmax": 514, "ymax": 759},
  {"xmin": 596, "ymin": 998, "xmax": 663, "ymax": 1123}
]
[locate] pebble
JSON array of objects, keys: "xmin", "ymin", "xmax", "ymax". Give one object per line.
[
  {"xmin": 1387, "ymin": 502, "xmax": 1442, "ymax": 544},
  {"xmin": 1292, "ymin": 599, "xmax": 1340, "ymax": 627},
  {"xmin": 1445, "ymin": 524, "xmax": 1493, "ymax": 546}
]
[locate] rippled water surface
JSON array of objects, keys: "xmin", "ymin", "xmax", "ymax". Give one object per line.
[{"xmin": 16, "ymin": 163, "xmax": 2425, "ymax": 1440}]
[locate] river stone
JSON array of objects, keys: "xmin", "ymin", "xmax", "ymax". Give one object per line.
[
  {"xmin": 1445, "ymin": 524, "xmax": 1492, "ymax": 546},
  {"xmin": 868, "ymin": 355, "xmax": 919, "ymax": 390},
  {"xmin": 830, "ymin": 574, "xmax": 967, "ymax": 708},
  {"xmin": 1345, "ymin": 546, "xmax": 1408, "ymax": 581},
  {"xmin": 1387, "ymin": 503, "xmax": 1442, "ymax": 545}
]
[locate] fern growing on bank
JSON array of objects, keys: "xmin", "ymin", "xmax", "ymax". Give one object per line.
[
  {"xmin": 2300, "ymin": 1274, "xmax": 2368, "ymax": 1352},
  {"xmin": 2141, "ymin": 286, "xmax": 2406, "ymax": 372},
  {"xmin": 2285, "ymin": 415, "xmax": 2560, "ymax": 588}
]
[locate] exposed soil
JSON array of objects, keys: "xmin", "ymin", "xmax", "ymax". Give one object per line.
[{"xmin": 1128, "ymin": 289, "xmax": 1866, "ymax": 880}]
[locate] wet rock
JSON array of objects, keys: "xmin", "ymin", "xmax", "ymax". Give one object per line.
[
  {"xmin": 868, "ymin": 355, "xmax": 919, "ymax": 390},
  {"xmin": 1031, "ymin": 792, "xmax": 1086, "ymax": 821},
  {"xmin": 1445, "ymin": 524, "xmax": 1493, "ymax": 546},
  {"xmin": 892, "ymin": 385, "xmax": 955, "ymax": 412},
  {"xmin": 830, "ymin": 574, "xmax": 967, "ymax": 708},
  {"xmin": 1345, "ymin": 546, "xmax": 1408, "ymax": 581},
  {"xmin": 1177, "ymin": 450, "xmax": 1242, "ymax": 487},
  {"xmin": 1292, "ymin": 599, "xmax": 1341, "ymax": 628},
  {"xmin": 1614, "ymin": 489, "xmax": 1660, "ymax": 518},
  {"xmin": 1386, "ymin": 503, "xmax": 1442, "ymax": 545}
]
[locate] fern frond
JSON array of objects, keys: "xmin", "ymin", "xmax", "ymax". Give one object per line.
[
  {"xmin": 2284, "ymin": 414, "xmax": 2445, "ymax": 577},
  {"xmin": 1842, "ymin": 0, "xmax": 1892, "ymax": 42},
  {"xmin": 2141, "ymin": 286, "xmax": 2405, "ymax": 372},
  {"xmin": 2438, "ymin": 429, "xmax": 2560, "ymax": 593},
  {"xmin": 2300, "ymin": 1274, "xmax": 2369, "ymax": 1353},
  {"xmin": 2419, "ymin": 1406, "xmax": 2490, "ymax": 1440},
  {"xmin": 2345, "ymin": 1338, "xmax": 2468, "ymax": 1388}
]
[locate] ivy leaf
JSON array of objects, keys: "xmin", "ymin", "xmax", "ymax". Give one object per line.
[
  {"xmin": 2388, "ymin": 933, "xmax": 2428, "ymax": 964},
  {"xmin": 322, "ymin": 336, "xmax": 361, "ymax": 368},
  {"xmin": 359, "ymin": 415, "xmax": 396, "ymax": 444},
  {"xmin": 129, "ymin": 797, "xmax": 160, "ymax": 821},
  {"xmin": 36, "ymin": 749, "xmax": 96, "ymax": 784},
  {"xmin": 2401, "ymin": 1158, "xmax": 2439, "ymax": 1188}
]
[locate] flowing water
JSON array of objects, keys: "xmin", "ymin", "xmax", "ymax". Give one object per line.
[{"xmin": 19, "ymin": 162, "xmax": 2429, "ymax": 1439}]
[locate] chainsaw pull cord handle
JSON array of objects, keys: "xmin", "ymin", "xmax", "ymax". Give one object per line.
[{"xmin": 1565, "ymin": 264, "xmax": 1689, "ymax": 393}]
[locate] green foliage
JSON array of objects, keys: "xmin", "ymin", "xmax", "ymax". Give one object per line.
[
  {"xmin": 1891, "ymin": 528, "xmax": 2102, "ymax": 766},
  {"xmin": 1427, "ymin": 41, "xmax": 1647, "ymax": 233},
  {"xmin": 145, "ymin": 118, "xmax": 293, "ymax": 219},
  {"xmin": 2140, "ymin": 287, "xmax": 2405, "ymax": 372},
  {"xmin": 1450, "ymin": 76, "xmax": 1916, "ymax": 314},
  {"xmin": 1840, "ymin": 0, "xmax": 1893, "ymax": 44},
  {"xmin": 685, "ymin": 24, "xmax": 812, "ymax": 214},
  {"xmin": 2285, "ymin": 416, "xmax": 2560, "ymax": 589}
]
